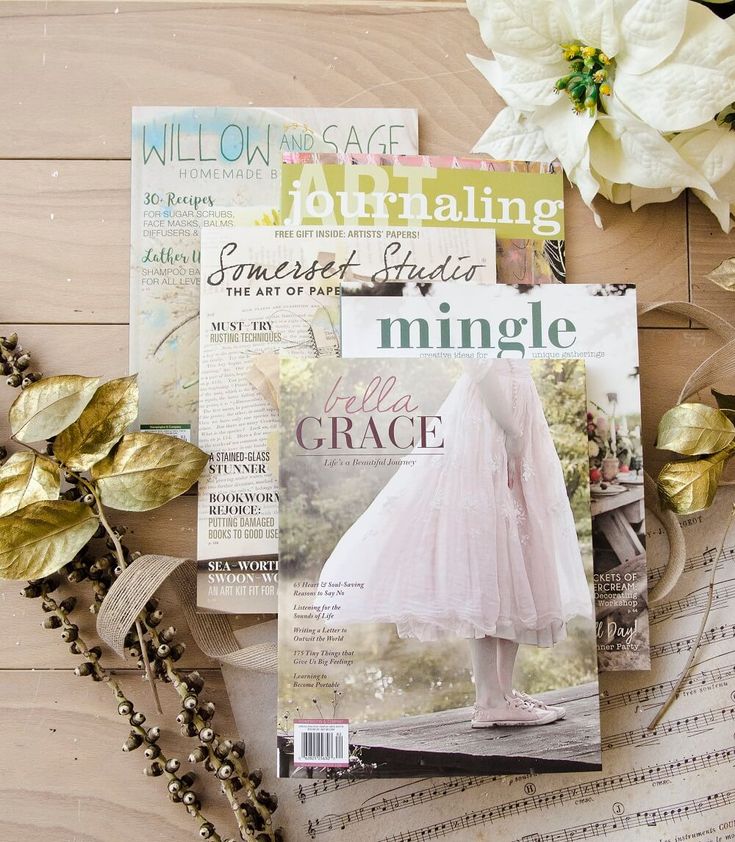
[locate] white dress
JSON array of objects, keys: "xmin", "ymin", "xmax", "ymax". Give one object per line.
[{"xmin": 316, "ymin": 360, "xmax": 593, "ymax": 646}]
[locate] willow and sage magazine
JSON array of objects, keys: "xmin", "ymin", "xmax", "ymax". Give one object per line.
[
  {"xmin": 341, "ymin": 282, "xmax": 649, "ymax": 672},
  {"xmin": 129, "ymin": 107, "xmax": 418, "ymax": 443},
  {"xmin": 277, "ymin": 357, "xmax": 600, "ymax": 778},
  {"xmin": 281, "ymin": 152, "xmax": 566, "ymax": 283},
  {"xmin": 196, "ymin": 223, "xmax": 497, "ymax": 613}
]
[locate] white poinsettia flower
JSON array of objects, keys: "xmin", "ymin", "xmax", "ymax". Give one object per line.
[{"xmin": 467, "ymin": 0, "xmax": 735, "ymax": 230}]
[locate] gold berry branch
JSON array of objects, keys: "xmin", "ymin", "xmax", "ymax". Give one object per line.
[{"xmin": 0, "ymin": 334, "xmax": 282, "ymax": 842}]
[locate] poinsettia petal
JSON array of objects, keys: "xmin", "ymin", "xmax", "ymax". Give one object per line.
[
  {"xmin": 590, "ymin": 115, "xmax": 715, "ymax": 194},
  {"xmin": 629, "ymin": 185, "xmax": 684, "ymax": 210},
  {"xmin": 492, "ymin": 51, "xmax": 565, "ymax": 106},
  {"xmin": 468, "ymin": 54, "xmax": 561, "ymax": 109},
  {"xmin": 671, "ymin": 122, "xmax": 735, "ymax": 185},
  {"xmin": 472, "ymin": 105, "xmax": 556, "ymax": 162},
  {"xmin": 563, "ymin": 0, "xmax": 623, "ymax": 58},
  {"xmin": 467, "ymin": 0, "xmax": 572, "ymax": 65},
  {"xmin": 617, "ymin": 0, "xmax": 688, "ymax": 75},
  {"xmin": 532, "ymin": 98, "xmax": 596, "ymax": 173},
  {"xmin": 691, "ymin": 188, "xmax": 734, "ymax": 234},
  {"xmin": 615, "ymin": 4, "xmax": 735, "ymax": 132}
]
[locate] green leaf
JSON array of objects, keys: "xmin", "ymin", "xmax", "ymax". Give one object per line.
[
  {"xmin": 0, "ymin": 452, "xmax": 61, "ymax": 516},
  {"xmin": 712, "ymin": 388, "xmax": 735, "ymax": 413},
  {"xmin": 91, "ymin": 432, "xmax": 208, "ymax": 511},
  {"xmin": 705, "ymin": 257, "xmax": 735, "ymax": 291},
  {"xmin": 657, "ymin": 449, "xmax": 730, "ymax": 514},
  {"xmin": 0, "ymin": 500, "xmax": 98, "ymax": 580},
  {"xmin": 54, "ymin": 375, "xmax": 138, "ymax": 471},
  {"xmin": 9, "ymin": 375, "xmax": 100, "ymax": 443},
  {"xmin": 656, "ymin": 402, "xmax": 735, "ymax": 455}
]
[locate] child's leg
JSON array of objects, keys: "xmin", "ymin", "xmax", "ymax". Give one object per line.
[
  {"xmin": 469, "ymin": 636, "xmax": 506, "ymax": 708},
  {"xmin": 496, "ymin": 638, "xmax": 519, "ymax": 697}
]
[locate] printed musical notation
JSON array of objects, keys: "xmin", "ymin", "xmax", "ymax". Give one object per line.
[
  {"xmin": 321, "ymin": 748, "xmax": 735, "ymax": 842},
  {"xmin": 261, "ymin": 492, "xmax": 735, "ymax": 842}
]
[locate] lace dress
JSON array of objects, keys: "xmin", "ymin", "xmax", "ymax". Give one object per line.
[{"xmin": 316, "ymin": 359, "xmax": 592, "ymax": 646}]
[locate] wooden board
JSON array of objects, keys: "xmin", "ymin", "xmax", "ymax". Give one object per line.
[{"xmin": 1, "ymin": 1, "xmax": 735, "ymax": 840}]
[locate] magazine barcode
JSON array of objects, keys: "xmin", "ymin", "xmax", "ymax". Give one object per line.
[{"xmin": 293, "ymin": 720, "xmax": 349, "ymax": 768}]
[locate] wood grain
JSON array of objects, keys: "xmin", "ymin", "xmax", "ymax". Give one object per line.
[
  {"xmin": 688, "ymin": 193, "xmax": 735, "ymax": 316},
  {"xmin": 0, "ymin": 4, "xmax": 492, "ymax": 159},
  {"xmin": 0, "ymin": 670, "xmax": 253, "ymax": 842}
]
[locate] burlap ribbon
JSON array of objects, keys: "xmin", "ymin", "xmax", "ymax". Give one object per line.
[
  {"xmin": 96, "ymin": 298, "xmax": 735, "ymax": 660},
  {"xmin": 97, "ymin": 554, "xmax": 277, "ymax": 672}
]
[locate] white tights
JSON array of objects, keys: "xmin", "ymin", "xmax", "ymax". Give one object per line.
[{"xmin": 469, "ymin": 636, "xmax": 519, "ymax": 708}]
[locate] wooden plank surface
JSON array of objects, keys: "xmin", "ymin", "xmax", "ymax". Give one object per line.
[
  {"xmin": 1, "ymin": 1, "xmax": 735, "ymax": 840},
  {"xmin": 0, "ymin": 670, "xmax": 250, "ymax": 841}
]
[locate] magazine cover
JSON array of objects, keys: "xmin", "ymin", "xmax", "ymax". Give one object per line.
[
  {"xmin": 277, "ymin": 356, "xmax": 600, "ymax": 778},
  {"xmin": 281, "ymin": 152, "xmax": 566, "ymax": 283},
  {"xmin": 197, "ymin": 223, "xmax": 497, "ymax": 613},
  {"xmin": 129, "ymin": 107, "xmax": 418, "ymax": 442},
  {"xmin": 341, "ymin": 282, "xmax": 649, "ymax": 672}
]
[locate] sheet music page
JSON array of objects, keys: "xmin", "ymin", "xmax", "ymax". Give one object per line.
[{"xmin": 224, "ymin": 487, "xmax": 735, "ymax": 841}]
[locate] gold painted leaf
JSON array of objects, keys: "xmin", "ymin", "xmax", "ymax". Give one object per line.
[
  {"xmin": 9, "ymin": 375, "xmax": 100, "ymax": 443},
  {"xmin": 705, "ymin": 257, "xmax": 735, "ymax": 291},
  {"xmin": 91, "ymin": 432, "xmax": 208, "ymax": 511},
  {"xmin": 657, "ymin": 449, "xmax": 730, "ymax": 514},
  {"xmin": 0, "ymin": 500, "xmax": 98, "ymax": 580},
  {"xmin": 54, "ymin": 375, "xmax": 138, "ymax": 471},
  {"xmin": 656, "ymin": 402, "xmax": 735, "ymax": 455},
  {"xmin": 0, "ymin": 452, "xmax": 61, "ymax": 516}
]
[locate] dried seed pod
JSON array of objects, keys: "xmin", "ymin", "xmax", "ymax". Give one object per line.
[
  {"xmin": 159, "ymin": 626, "xmax": 176, "ymax": 643},
  {"xmin": 130, "ymin": 712, "xmax": 146, "ymax": 727},
  {"xmin": 182, "ymin": 790, "xmax": 198, "ymax": 806},
  {"xmin": 43, "ymin": 616, "xmax": 62, "ymax": 630},
  {"xmin": 183, "ymin": 694, "xmax": 198, "ymax": 712},
  {"xmin": 229, "ymin": 777, "xmax": 243, "ymax": 792},
  {"xmin": 118, "ymin": 700, "xmax": 133, "ymax": 716},
  {"xmin": 214, "ymin": 740, "xmax": 232, "ymax": 760},
  {"xmin": 180, "ymin": 772, "xmax": 196, "ymax": 788},
  {"xmin": 74, "ymin": 662, "xmax": 94, "ymax": 677},
  {"xmin": 168, "ymin": 779, "xmax": 183, "ymax": 795},
  {"xmin": 6, "ymin": 373, "xmax": 22, "ymax": 387},
  {"xmin": 144, "ymin": 761, "xmax": 164, "ymax": 777},
  {"xmin": 123, "ymin": 733, "xmax": 144, "ymax": 752},
  {"xmin": 147, "ymin": 609, "xmax": 164, "ymax": 627},
  {"xmin": 81, "ymin": 493, "xmax": 95, "ymax": 506},
  {"xmin": 144, "ymin": 744, "xmax": 161, "ymax": 760},
  {"xmin": 199, "ymin": 823, "xmax": 215, "ymax": 839},
  {"xmin": 198, "ymin": 702, "xmax": 215, "ymax": 721},
  {"xmin": 145, "ymin": 597, "xmax": 160, "ymax": 612},
  {"xmin": 22, "ymin": 584, "xmax": 42, "ymax": 599},
  {"xmin": 170, "ymin": 643, "xmax": 186, "ymax": 661},
  {"xmin": 176, "ymin": 710, "xmax": 192, "ymax": 726},
  {"xmin": 256, "ymin": 789, "xmax": 278, "ymax": 811},
  {"xmin": 14, "ymin": 352, "xmax": 31, "ymax": 371},
  {"xmin": 188, "ymin": 746, "xmax": 208, "ymax": 764},
  {"xmin": 216, "ymin": 763, "xmax": 234, "ymax": 780},
  {"xmin": 59, "ymin": 597, "xmax": 77, "ymax": 613},
  {"xmin": 184, "ymin": 671, "xmax": 204, "ymax": 694},
  {"xmin": 156, "ymin": 643, "xmax": 171, "ymax": 659},
  {"xmin": 184, "ymin": 722, "xmax": 199, "ymax": 738},
  {"xmin": 198, "ymin": 727, "xmax": 215, "ymax": 743},
  {"xmin": 1, "ymin": 333, "xmax": 18, "ymax": 350},
  {"xmin": 87, "ymin": 646, "xmax": 102, "ymax": 660},
  {"xmin": 203, "ymin": 758, "xmax": 215, "ymax": 773},
  {"xmin": 40, "ymin": 599, "xmax": 56, "ymax": 613},
  {"xmin": 69, "ymin": 642, "xmax": 81, "ymax": 655},
  {"xmin": 60, "ymin": 625, "xmax": 79, "ymax": 643},
  {"xmin": 164, "ymin": 757, "xmax": 180, "ymax": 774},
  {"xmin": 147, "ymin": 726, "xmax": 161, "ymax": 743},
  {"xmin": 231, "ymin": 741, "xmax": 246, "ymax": 759},
  {"xmin": 248, "ymin": 769, "xmax": 263, "ymax": 788}
]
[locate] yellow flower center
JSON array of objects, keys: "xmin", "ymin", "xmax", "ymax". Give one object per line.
[{"xmin": 556, "ymin": 43, "xmax": 613, "ymax": 115}]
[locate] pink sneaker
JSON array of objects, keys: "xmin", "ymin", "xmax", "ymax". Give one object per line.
[
  {"xmin": 512, "ymin": 690, "xmax": 566, "ymax": 721},
  {"xmin": 471, "ymin": 696, "xmax": 558, "ymax": 728}
]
